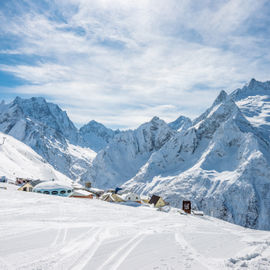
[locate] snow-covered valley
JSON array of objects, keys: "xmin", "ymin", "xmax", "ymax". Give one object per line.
[{"xmin": 1, "ymin": 188, "xmax": 270, "ymax": 270}]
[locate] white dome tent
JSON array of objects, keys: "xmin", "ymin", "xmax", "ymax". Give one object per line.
[{"xmin": 33, "ymin": 181, "xmax": 73, "ymax": 197}]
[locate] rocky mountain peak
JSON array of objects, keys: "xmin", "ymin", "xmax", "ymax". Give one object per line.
[
  {"xmin": 79, "ymin": 120, "xmax": 117, "ymax": 152},
  {"xmin": 150, "ymin": 116, "xmax": 160, "ymax": 122},
  {"xmin": 231, "ymin": 79, "xmax": 270, "ymax": 101},
  {"xmin": 213, "ymin": 90, "xmax": 228, "ymax": 106},
  {"xmin": 168, "ymin": 116, "xmax": 192, "ymax": 132},
  {"xmin": 247, "ymin": 78, "xmax": 270, "ymax": 90},
  {"xmin": 193, "ymin": 90, "xmax": 238, "ymax": 128},
  {"xmin": 10, "ymin": 96, "xmax": 78, "ymax": 143}
]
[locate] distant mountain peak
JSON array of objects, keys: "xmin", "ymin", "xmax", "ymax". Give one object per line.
[
  {"xmin": 150, "ymin": 116, "xmax": 161, "ymax": 123},
  {"xmin": 213, "ymin": 90, "xmax": 228, "ymax": 106},
  {"xmin": 246, "ymin": 78, "xmax": 270, "ymax": 90},
  {"xmin": 168, "ymin": 116, "xmax": 192, "ymax": 132},
  {"xmin": 231, "ymin": 79, "xmax": 270, "ymax": 102},
  {"xmin": 79, "ymin": 120, "xmax": 117, "ymax": 152},
  {"xmin": 193, "ymin": 89, "xmax": 238, "ymax": 128},
  {"xmin": 248, "ymin": 78, "xmax": 258, "ymax": 88},
  {"xmin": 13, "ymin": 96, "xmax": 46, "ymax": 105}
]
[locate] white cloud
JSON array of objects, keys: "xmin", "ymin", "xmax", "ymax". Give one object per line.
[{"xmin": 0, "ymin": 0, "xmax": 270, "ymax": 128}]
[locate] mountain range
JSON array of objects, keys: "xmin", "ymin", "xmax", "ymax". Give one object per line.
[{"xmin": 1, "ymin": 78, "xmax": 270, "ymax": 230}]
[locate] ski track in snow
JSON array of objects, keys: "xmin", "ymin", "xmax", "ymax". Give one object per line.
[
  {"xmin": 97, "ymin": 233, "xmax": 145, "ymax": 270},
  {"xmin": 1, "ymin": 189, "xmax": 270, "ymax": 270}
]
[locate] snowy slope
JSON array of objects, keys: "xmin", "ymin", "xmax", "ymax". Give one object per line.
[
  {"xmin": 0, "ymin": 132, "xmax": 72, "ymax": 183},
  {"xmin": 168, "ymin": 115, "xmax": 192, "ymax": 132},
  {"xmin": 79, "ymin": 120, "xmax": 119, "ymax": 152},
  {"xmin": 124, "ymin": 91, "xmax": 270, "ymax": 230},
  {"xmin": 231, "ymin": 78, "xmax": 270, "ymax": 141},
  {"xmin": 1, "ymin": 189, "xmax": 270, "ymax": 270},
  {"xmin": 0, "ymin": 97, "xmax": 96, "ymax": 180},
  {"xmin": 83, "ymin": 117, "xmax": 175, "ymax": 189}
]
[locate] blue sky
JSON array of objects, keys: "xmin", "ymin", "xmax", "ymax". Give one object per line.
[{"xmin": 1, "ymin": 0, "xmax": 270, "ymax": 129}]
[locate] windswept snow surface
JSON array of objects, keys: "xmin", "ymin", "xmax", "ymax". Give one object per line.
[
  {"xmin": 1, "ymin": 189, "xmax": 270, "ymax": 270},
  {"xmin": 0, "ymin": 132, "xmax": 72, "ymax": 183}
]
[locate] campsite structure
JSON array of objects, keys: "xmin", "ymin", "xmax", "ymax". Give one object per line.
[
  {"xmin": 182, "ymin": 200, "xmax": 191, "ymax": 214},
  {"xmin": 120, "ymin": 192, "xmax": 141, "ymax": 203},
  {"xmin": 70, "ymin": 189, "xmax": 94, "ymax": 199},
  {"xmin": 18, "ymin": 180, "xmax": 43, "ymax": 192},
  {"xmin": 100, "ymin": 192, "xmax": 125, "ymax": 203},
  {"xmin": 15, "ymin": 177, "xmax": 31, "ymax": 186},
  {"xmin": 88, "ymin": 187, "xmax": 104, "ymax": 197},
  {"xmin": 33, "ymin": 181, "xmax": 73, "ymax": 197},
  {"xmin": 149, "ymin": 195, "xmax": 167, "ymax": 208}
]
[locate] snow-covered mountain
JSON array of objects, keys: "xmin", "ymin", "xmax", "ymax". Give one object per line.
[
  {"xmin": 2, "ymin": 79, "xmax": 270, "ymax": 231},
  {"xmin": 168, "ymin": 115, "xmax": 192, "ymax": 132},
  {"xmin": 79, "ymin": 120, "xmax": 119, "ymax": 152},
  {"xmin": 231, "ymin": 78, "xmax": 270, "ymax": 141},
  {"xmin": 123, "ymin": 89, "xmax": 270, "ymax": 230},
  {"xmin": 0, "ymin": 132, "xmax": 72, "ymax": 183},
  {"xmin": 0, "ymin": 97, "xmax": 96, "ymax": 180},
  {"xmin": 82, "ymin": 117, "xmax": 176, "ymax": 189}
]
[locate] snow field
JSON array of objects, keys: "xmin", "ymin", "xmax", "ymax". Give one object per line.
[
  {"xmin": 1, "ymin": 189, "xmax": 270, "ymax": 270},
  {"xmin": 0, "ymin": 132, "xmax": 72, "ymax": 183}
]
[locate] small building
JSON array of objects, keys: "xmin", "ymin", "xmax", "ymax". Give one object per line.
[
  {"xmin": 121, "ymin": 192, "xmax": 141, "ymax": 203},
  {"xmin": 72, "ymin": 182, "xmax": 84, "ymax": 190},
  {"xmin": 100, "ymin": 192, "xmax": 125, "ymax": 203},
  {"xmin": 18, "ymin": 180, "xmax": 43, "ymax": 192},
  {"xmin": 141, "ymin": 195, "xmax": 150, "ymax": 204},
  {"xmin": 15, "ymin": 177, "xmax": 31, "ymax": 186},
  {"xmin": 89, "ymin": 187, "xmax": 104, "ymax": 198},
  {"xmin": 70, "ymin": 189, "xmax": 94, "ymax": 199},
  {"xmin": 182, "ymin": 200, "xmax": 191, "ymax": 214},
  {"xmin": 149, "ymin": 195, "xmax": 167, "ymax": 208},
  {"xmin": 33, "ymin": 181, "xmax": 73, "ymax": 197}
]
